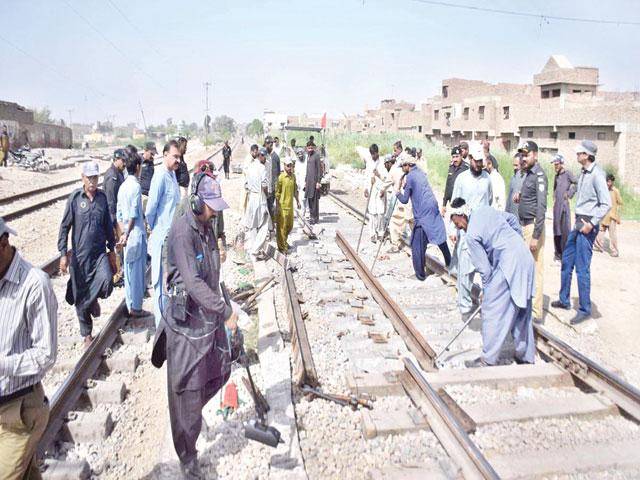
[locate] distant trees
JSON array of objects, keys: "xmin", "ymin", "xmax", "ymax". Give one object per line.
[
  {"xmin": 212, "ymin": 115, "xmax": 236, "ymax": 140},
  {"xmin": 32, "ymin": 106, "xmax": 54, "ymax": 124},
  {"xmin": 246, "ymin": 118, "xmax": 264, "ymax": 138}
]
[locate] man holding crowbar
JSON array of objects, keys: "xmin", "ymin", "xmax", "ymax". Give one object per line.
[{"xmin": 448, "ymin": 198, "xmax": 536, "ymax": 368}]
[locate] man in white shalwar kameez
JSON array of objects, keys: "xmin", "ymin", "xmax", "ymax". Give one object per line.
[
  {"xmin": 368, "ymin": 153, "xmax": 395, "ymax": 242},
  {"xmin": 449, "ymin": 143, "xmax": 493, "ymax": 320},
  {"xmin": 486, "ymin": 156, "xmax": 505, "ymax": 211},
  {"xmin": 244, "ymin": 147, "xmax": 271, "ymax": 258}
]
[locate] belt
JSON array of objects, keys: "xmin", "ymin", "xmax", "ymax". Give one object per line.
[
  {"xmin": 575, "ymin": 214, "xmax": 592, "ymax": 223},
  {"xmin": 0, "ymin": 384, "xmax": 34, "ymax": 406}
]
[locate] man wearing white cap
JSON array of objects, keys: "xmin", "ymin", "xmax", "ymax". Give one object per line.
[
  {"xmin": 551, "ymin": 153, "xmax": 577, "ymax": 261},
  {"xmin": 58, "ymin": 161, "xmax": 117, "ymax": 347},
  {"xmin": 151, "ymin": 174, "xmax": 237, "ymax": 479},
  {"xmin": 0, "ymin": 219, "xmax": 57, "ymax": 479},
  {"xmin": 552, "ymin": 140, "xmax": 611, "ymax": 325},
  {"xmin": 387, "ymin": 141, "xmax": 414, "ymax": 253},
  {"xmin": 449, "ymin": 199, "xmax": 535, "ymax": 368},
  {"xmin": 449, "ymin": 141, "xmax": 492, "ymax": 320},
  {"xmin": 244, "ymin": 147, "xmax": 271, "ymax": 259}
]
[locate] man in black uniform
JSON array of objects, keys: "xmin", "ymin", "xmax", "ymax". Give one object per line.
[
  {"xmin": 441, "ymin": 146, "xmax": 469, "ymax": 216},
  {"xmin": 263, "ymin": 135, "xmax": 280, "ymax": 224},
  {"xmin": 104, "ymin": 149, "xmax": 127, "ymax": 286},
  {"xmin": 151, "ymin": 174, "xmax": 237, "ymax": 479},
  {"xmin": 459, "ymin": 141, "xmax": 469, "ymax": 164},
  {"xmin": 140, "ymin": 142, "xmax": 157, "ymax": 210},
  {"xmin": 175, "ymin": 136, "xmax": 190, "ymax": 197},
  {"xmin": 222, "ymin": 140, "xmax": 232, "ymax": 180},
  {"xmin": 304, "ymin": 141, "xmax": 323, "ymax": 224},
  {"xmin": 58, "ymin": 162, "xmax": 116, "ymax": 347},
  {"xmin": 516, "ymin": 140, "xmax": 547, "ymax": 324}
]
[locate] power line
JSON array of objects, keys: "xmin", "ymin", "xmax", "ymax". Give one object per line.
[
  {"xmin": 105, "ymin": 0, "xmax": 164, "ymax": 58},
  {"xmin": 409, "ymin": 0, "xmax": 640, "ymax": 26},
  {"xmin": 62, "ymin": 0, "xmax": 167, "ymax": 91}
]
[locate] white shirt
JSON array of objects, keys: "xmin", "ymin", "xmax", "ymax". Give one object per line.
[{"xmin": 489, "ymin": 169, "xmax": 506, "ymax": 211}]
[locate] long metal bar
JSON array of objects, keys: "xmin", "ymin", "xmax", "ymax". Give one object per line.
[
  {"xmin": 327, "ymin": 191, "xmax": 366, "ymax": 222},
  {"xmin": 356, "ymin": 191, "xmax": 372, "ymax": 253},
  {"xmin": 401, "ymin": 358, "xmax": 500, "ymax": 480},
  {"xmin": 335, "ymin": 230, "xmax": 437, "ymax": 371}
]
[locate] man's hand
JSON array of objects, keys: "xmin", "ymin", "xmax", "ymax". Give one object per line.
[
  {"xmin": 449, "ymin": 234, "xmax": 457, "ymax": 244},
  {"xmin": 60, "ymin": 252, "xmax": 70, "ymax": 274},
  {"xmin": 529, "ymin": 238, "xmax": 538, "ymax": 253},
  {"xmin": 379, "ymin": 190, "xmax": 385, "ymax": 198},
  {"xmin": 580, "ymin": 221, "xmax": 594, "ymax": 235},
  {"xmin": 315, "ymin": 182, "xmax": 321, "ymax": 190},
  {"xmin": 118, "ymin": 234, "xmax": 128, "ymax": 248},
  {"xmin": 225, "ymin": 310, "xmax": 238, "ymax": 332},
  {"xmin": 364, "ymin": 189, "xmax": 369, "ymax": 199},
  {"xmin": 219, "ymin": 248, "xmax": 227, "ymax": 263},
  {"xmin": 108, "ymin": 251, "xmax": 117, "ymax": 274},
  {"xmin": 513, "ymin": 192, "xmax": 520, "ymax": 204},
  {"xmin": 440, "ymin": 206, "xmax": 446, "ymax": 217}
]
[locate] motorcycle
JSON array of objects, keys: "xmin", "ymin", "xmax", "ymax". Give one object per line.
[{"xmin": 8, "ymin": 146, "xmax": 50, "ymax": 172}]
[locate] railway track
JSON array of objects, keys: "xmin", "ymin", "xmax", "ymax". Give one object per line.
[
  {"xmin": 319, "ymin": 189, "xmax": 640, "ymax": 478},
  {"xmin": 30, "ymin": 142, "xmax": 233, "ymax": 477}
]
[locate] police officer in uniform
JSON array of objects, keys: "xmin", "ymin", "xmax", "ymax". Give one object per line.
[{"xmin": 151, "ymin": 173, "xmax": 237, "ymax": 479}]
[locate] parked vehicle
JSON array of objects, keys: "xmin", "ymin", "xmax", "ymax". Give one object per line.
[{"xmin": 8, "ymin": 147, "xmax": 50, "ymax": 172}]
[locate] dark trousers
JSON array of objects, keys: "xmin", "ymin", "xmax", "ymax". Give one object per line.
[
  {"xmin": 307, "ymin": 194, "xmax": 320, "ymax": 223},
  {"xmin": 266, "ymin": 194, "xmax": 275, "ymax": 223},
  {"xmin": 554, "ymin": 212, "xmax": 571, "ymax": 259},
  {"xmin": 559, "ymin": 226, "xmax": 598, "ymax": 315},
  {"xmin": 223, "ymin": 158, "xmax": 230, "ymax": 178},
  {"xmin": 168, "ymin": 375, "xmax": 227, "ymax": 464},
  {"xmin": 411, "ymin": 226, "xmax": 451, "ymax": 281},
  {"xmin": 69, "ymin": 254, "xmax": 113, "ymax": 337}
]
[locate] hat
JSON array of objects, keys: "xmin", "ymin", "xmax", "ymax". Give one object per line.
[
  {"xmin": 468, "ymin": 142, "xmax": 484, "ymax": 160},
  {"xmin": 551, "ymin": 153, "xmax": 565, "ymax": 164},
  {"xmin": 258, "ymin": 147, "xmax": 268, "ymax": 156},
  {"xmin": 113, "ymin": 148, "xmax": 128, "ymax": 161},
  {"xmin": 397, "ymin": 153, "xmax": 415, "ymax": 167},
  {"xmin": 144, "ymin": 142, "xmax": 157, "ymax": 153},
  {"xmin": 383, "ymin": 153, "xmax": 395, "ymax": 163},
  {"xmin": 82, "ymin": 161, "xmax": 100, "ymax": 176},
  {"xmin": 264, "ymin": 135, "xmax": 274, "ymax": 144},
  {"xmin": 0, "ymin": 218, "xmax": 17, "ymax": 237},
  {"xmin": 459, "ymin": 141, "xmax": 469, "ymax": 149},
  {"xmin": 283, "ymin": 157, "xmax": 294, "ymax": 166},
  {"xmin": 518, "ymin": 140, "xmax": 538, "ymax": 153},
  {"xmin": 198, "ymin": 176, "xmax": 229, "ymax": 211},
  {"xmin": 575, "ymin": 140, "xmax": 597, "ymax": 156},
  {"xmin": 451, "ymin": 146, "xmax": 462, "ymax": 156}
]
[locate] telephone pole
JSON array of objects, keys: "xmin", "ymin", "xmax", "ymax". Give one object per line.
[
  {"xmin": 138, "ymin": 100, "xmax": 148, "ymax": 134},
  {"xmin": 204, "ymin": 81, "xmax": 211, "ymax": 115},
  {"xmin": 67, "ymin": 109, "xmax": 74, "ymax": 126}
]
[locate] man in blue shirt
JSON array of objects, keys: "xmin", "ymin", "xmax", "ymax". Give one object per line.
[
  {"xmin": 551, "ymin": 140, "xmax": 611, "ymax": 325},
  {"xmin": 117, "ymin": 154, "xmax": 147, "ymax": 317},
  {"xmin": 145, "ymin": 140, "xmax": 181, "ymax": 326},
  {"xmin": 396, "ymin": 156, "xmax": 450, "ymax": 280}
]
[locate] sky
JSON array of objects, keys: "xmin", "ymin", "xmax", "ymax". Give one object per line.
[{"xmin": 2, "ymin": 0, "xmax": 639, "ymax": 126}]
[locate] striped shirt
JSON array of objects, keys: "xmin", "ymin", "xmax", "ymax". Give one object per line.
[{"xmin": 0, "ymin": 249, "xmax": 57, "ymax": 396}]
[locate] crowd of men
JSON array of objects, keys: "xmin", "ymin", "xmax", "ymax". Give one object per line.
[
  {"xmin": 242, "ymin": 135, "xmax": 324, "ymax": 258},
  {"xmin": 363, "ymin": 138, "xmax": 615, "ymax": 368}
]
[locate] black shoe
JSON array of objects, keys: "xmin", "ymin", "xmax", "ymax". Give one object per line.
[
  {"xmin": 180, "ymin": 459, "xmax": 203, "ymax": 480},
  {"xmin": 464, "ymin": 357, "xmax": 489, "ymax": 368},
  {"xmin": 570, "ymin": 312, "xmax": 591, "ymax": 325},
  {"xmin": 514, "ymin": 357, "xmax": 533, "ymax": 365},
  {"xmin": 533, "ymin": 316, "xmax": 544, "ymax": 325},
  {"xmin": 551, "ymin": 300, "xmax": 570, "ymax": 310}
]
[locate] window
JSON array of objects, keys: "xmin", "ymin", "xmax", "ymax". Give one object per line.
[
  {"xmin": 442, "ymin": 86, "xmax": 449, "ymax": 98},
  {"xmin": 463, "ymin": 107, "xmax": 469, "ymax": 120},
  {"xmin": 552, "ymin": 89, "xmax": 561, "ymax": 97},
  {"xmin": 503, "ymin": 106, "xmax": 510, "ymax": 119},
  {"xmin": 445, "ymin": 112, "xmax": 451, "ymax": 126},
  {"xmin": 478, "ymin": 105, "xmax": 485, "ymax": 120},
  {"xmin": 391, "ymin": 112, "xmax": 395, "ymax": 120},
  {"xmin": 573, "ymin": 89, "xmax": 582, "ymax": 93},
  {"xmin": 568, "ymin": 132, "xmax": 576, "ymax": 139},
  {"xmin": 434, "ymin": 110, "xmax": 439, "ymax": 121},
  {"xmin": 550, "ymin": 131, "xmax": 558, "ymax": 139},
  {"xmin": 527, "ymin": 130, "xmax": 534, "ymax": 138},
  {"xmin": 541, "ymin": 90, "xmax": 550, "ymax": 99},
  {"xmin": 418, "ymin": 126, "xmax": 422, "ymax": 133},
  {"xmin": 597, "ymin": 132, "xmax": 606, "ymax": 140}
]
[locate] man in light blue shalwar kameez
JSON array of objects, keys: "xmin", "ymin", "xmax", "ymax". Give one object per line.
[
  {"xmin": 450, "ymin": 201, "xmax": 535, "ymax": 367},
  {"xmin": 117, "ymin": 154, "xmax": 147, "ymax": 315},
  {"xmin": 449, "ymin": 143, "xmax": 493, "ymax": 320},
  {"xmin": 145, "ymin": 141, "xmax": 181, "ymax": 326}
]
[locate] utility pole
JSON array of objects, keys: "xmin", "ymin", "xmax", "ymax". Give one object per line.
[
  {"xmin": 67, "ymin": 108, "xmax": 74, "ymax": 126},
  {"xmin": 139, "ymin": 100, "xmax": 148, "ymax": 135},
  {"xmin": 204, "ymin": 81, "xmax": 211, "ymax": 115}
]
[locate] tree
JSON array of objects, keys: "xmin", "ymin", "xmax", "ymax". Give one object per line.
[
  {"xmin": 212, "ymin": 115, "xmax": 236, "ymax": 140},
  {"xmin": 246, "ymin": 118, "xmax": 264, "ymax": 138},
  {"xmin": 33, "ymin": 106, "xmax": 54, "ymax": 124}
]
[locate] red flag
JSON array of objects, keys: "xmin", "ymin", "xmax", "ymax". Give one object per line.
[{"xmin": 320, "ymin": 112, "xmax": 327, "ymax": 129}]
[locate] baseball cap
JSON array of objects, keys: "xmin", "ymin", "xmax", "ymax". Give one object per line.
[
  {"xmin": 144, "ymin": 142, "xmax": 157, "ymax": 153},
  {"xmin": 459, "ymin": 141, "xmax": 469, "ymax": 149},
  {"xmin": 0, "ymin": 218, "xmax": 17, "ymax": 237},
  {"xmin": 575, "ymin": 140, "xmax": 597, "ymax": 156},
  {"xmin": 468, "ymin": 142, "xmax": 484, "ymax": 160},
  {"xmin": 451, "ymin": 146, "xmax": 462, "ymax": 156},
  {"xmin": 264, "ymin": 135, "xmax": 274, "ymax": 144},
  {"xmin": 198, "ymin": 176, "xmax": 229, "ymax": 211},
  {"xmin": 550, "ymin": 153, "xmax": 565, "ymax": 164},
  {"xmin": 113, "ymin": 148, "xmax": 128, "ymax": 161},
  {"xmin": 82, "ymin": 161, "xmax": 100, "ymax": 177},
  {"xmin": 258, "ymin": 147, "xmax": 268, "ymax": 156},
  {"xmin": 283, "ymin": 157, "xmax": 294, "ymax": 166},
  {"xmin": 518, "ymin": 141, "xmax": 538, "ymax": 153}
]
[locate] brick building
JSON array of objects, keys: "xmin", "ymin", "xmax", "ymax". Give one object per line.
[
  {"xmin": 333, "ymin": 55, "xmax": 640, "ymax": 192},
  {"xmin": 0, "ymin": 100, "xmax": 73, "ymax": 149}
]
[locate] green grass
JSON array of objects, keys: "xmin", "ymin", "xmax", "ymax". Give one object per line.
[{"xmin": 323, "ymin": 132, "xmax": 640, "ymax": 220}]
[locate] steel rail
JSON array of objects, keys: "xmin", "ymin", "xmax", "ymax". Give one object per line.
[
  {"xmin": 335, "ymin": 230, "xmax": 438, "ymax": 371},
  {"xmin": 327, "ymin": 191, "xmax": 367, "ymax": 223},
  {"xmin": 0, "ymin": 177, "xmax": 82, "ymax": 206},
  {"xmin": 401, "ymin": 358, "xmax": 500, "ymax": 480}
]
